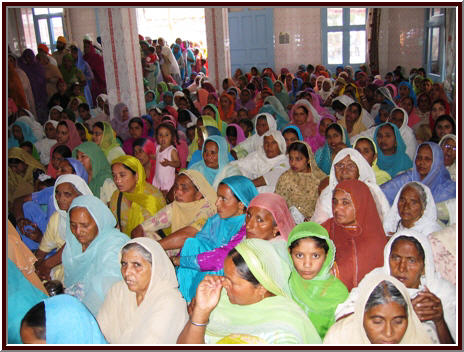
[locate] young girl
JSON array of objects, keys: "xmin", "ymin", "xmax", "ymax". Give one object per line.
[
  {"xmin": 287, "ymin": 222, "xmax": 349, "ymax": 339},
  {"xmin": 153, "ymin": 122, "xmax": 180, "ymax": 194}
]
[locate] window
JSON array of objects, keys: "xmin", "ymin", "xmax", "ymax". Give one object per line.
[
  {"xmin": 321, "ymin": 8, "xmax": 367, "ymax": 72},
  {"xmin": 425, "ymin": 8, "xmax": 445, "ymax": 80},
  {"xmin": 32, "ymin": 8, "xmax": 64, "ymax": 52}
]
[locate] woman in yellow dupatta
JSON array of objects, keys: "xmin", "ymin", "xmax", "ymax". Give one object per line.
[{"xmin": 109, "ymin": 155, "xmax": 166, "ymax": 236}]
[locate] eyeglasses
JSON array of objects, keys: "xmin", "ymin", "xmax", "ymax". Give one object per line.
[
  {"xmin": 334, "ymin": 163, "xmax": 358, "ymax": 171},
  {"xmin": 442, "ymin": 144, "xmax": 456, "ymax": 152}
]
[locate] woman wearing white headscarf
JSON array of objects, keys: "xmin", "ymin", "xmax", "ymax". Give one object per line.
[
  {"xmin": 15, "ymin": 110, "xmax": 46, "ymax": 141},
  {"xmin": 388, "ymin": 107, "xmax": 418, "ymax": 160},
  {"xmin": 232, "ymin": 112, "xmax": 277, "ymax": 159},
  {"xmin": 230, "ymin": 130, "xmax": 289, "ymax": 193},
  {"xmin": 311, "ymin": 148, "xmax": 390, "ymax": 224},
  {"xmin": 324, "ymin": 271, "xmax": 432, "ymax": 344},
  {"xmin": 383, "ymin": 182, "xmax": 443, "ymax": 236},
  {"xmin": 439, "ymin": 134, "xmax": 456, "ymax": 181},
  {"xmin": 34, "ymin": 120, "xmax": 58, "ymax": 165},
  {"xmin": 35, "ymin": 175, "xmax": 92, "ymax": 282},
  {"xmin": 97, "ymin": 237, "xmax": 189, "ymax": 344},
  {"xmin": 335, "ymin": 230, "xmax": 456, "ymax": 344}
]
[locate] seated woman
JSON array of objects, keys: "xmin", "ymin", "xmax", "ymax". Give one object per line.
[
  {"xmin": 34, "ymin": 175, "xmax": 93, "ymax": 283},
  {"xmin": 374, "ymin": 122, "xmax": 413, "ymax": 178},
  {"xmin": 312, "ymin": 148, "xmax": 390, "ymax": 224},
  {"xmin": 282, "ymin": 125, "xmax": 304, "ymax": 148},
  {"xmin": 338, "ymin": 102, "xmax": 368, "ymax": 139},
  {"xmin": 439, "ymin": 134, "xmax": 456, "ymax": 181},
  {"xmin": 132, "ymin": 138, "xmax": 156, "ymax": 184},
  {"xmin": 177, "ymin": 239, "xmax": 322, "ymax": 344},
  {"xmin": 109, "ymin": 155, "xmax": 166, "ymax": 236},
  {"xmin": 231, "ymin": 130, "xmax": 289, "ymax": 193},
  {"xmin": 288, "ymin": 99, "xmax": 321, "ymax": 145},
  {"xmin": 132, "ymin": 170, "xmax": 217, "ymax": 256},
  {"xmin": 276, "ymin": 141, "xmax": 327, "ymax": 221},
  {"xmin": 315, "ymin": 123, "xmax": 351, "ymax": 174},
  {"xmin": 72, "ymin": 141, "xmax": 117, "ymax": 204},
  {"xmin": 174, "ymin": 176, "xmax": 258, "ymax": 302},
  {"xmin": 225, "ymin": 123, "xmax": 246, "ymax": 148},
  {"xmin": 388, "ymin": 107, "xmax": 418, "ymax": 160},
  {"xmin": 429, "ymin": 114, "xmax": 455, "ymax": 144},
  {"xmin": 287, "ymin": 222, "xmax": 349, "ymax": 339},
  {"xmin": 232, "ymin": 113, "xmax": 277, "ymax": 159},
  {"xmin": 324, "ymin": 271, "xmax": 432, "ymax": 344},
  {"xmin": 122, "ymin": 117, "xmax": 150, "ymax": 156},
  {"xmin": 188, "ymin": 125, "xmax": 226, "ymax": 166},
  {"xmin": 335, "ymin": 230, "xmax": 455, "ymax": 344},
  {"xmin": 322, "ymin": 179, "xmax": 387, "ymax": 291},
  {"xmin": 383, "ymin": 182, "xmax": 442, "ymax": 236},
  {"xmin": 20, "ymin": 294, "xmax": 107, "ymax": 344},
  {"xmin": 381, "ymin": 142, "xmax": 455, "ymax": 224},
  {"xmin": 62, "ymin": 195, "xmax": 129, "ymax": 316},
  {"xmin": 354, "ymin": 136, "xmax": 391, "ymax": 185},
  {"xmin": 91, "ymin": 121, "xmax": 125, "ymax": 163},
  {"xmin": 34, "ymin": 120, "xmax": 58, "ymax": 167},
  {"xmin": 97, "ymin": 238, "xmax": 189, "ymax": 344},
  {"xmin": 189, "ymin": 135, "xmax": 240, "ymax": 190}
]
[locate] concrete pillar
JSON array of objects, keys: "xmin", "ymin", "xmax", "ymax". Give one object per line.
[
  {"xmin": 98, "ymin": 8, "xmax": 145, "ymax": 117},
  {"xmin": 204, "ymin": 8, "xmax": 231, "ymax": 91}
]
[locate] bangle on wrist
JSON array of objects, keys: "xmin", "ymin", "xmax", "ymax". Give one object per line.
[{"xmin": 190, "ymin": 318, "xmax": 209, "ymax": 327}]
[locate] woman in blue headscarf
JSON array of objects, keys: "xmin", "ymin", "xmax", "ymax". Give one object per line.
[
  {"xmin": 395, "ymin": 81, "xmax": 417, "ymax": 106},
  {"xmin": 174, "ymin": 175, "xmax": 258, "ymax": 302},
  {"xmin": 315, "ymin": 122, "xmax": 351, "ymax": 174},
  {"xmin": 381, "ymin": 142, "xmax": 455, "ymax": 206},
  {"xmin": 8, "ymin": 120, "xmax": 38, "ymax": 149},
  {"xmin": 20, "ymin": 294, "xmax": 107, "ymax": 344},
  {"xmin": 188, "ymin": 135, "xmax": 240, "ymax": 189},
  {"xmin": 70, "ymin": 44, "xmax": 94, "ymax": 108},
  {"xmin": 282, "ymin": 125, "xmax": 304, "ymax": 142},
  {"xmin": 290, "ymin": 77, "xmax": 303, "ymax": 103},
  {"xmin": 172, "ymin": 44, "xmax": 185, "ymax": 81},
  {"xmin": 374, "ymin": 122, "xmax": 412, "ymax": 178},
  {"xmin": 62, "ymin": 195, "xmax": 129, "ymax": 316}
]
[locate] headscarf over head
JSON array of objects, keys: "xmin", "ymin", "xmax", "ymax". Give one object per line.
[
  {"xmin": 220, "ymin": 175, "xmax": 258, "ymax": 208},
  {"xmin": 248, "ymin": 193, "xmax": 295, "ymax": 240},
  {"xmin": 111, "ymin": 155, "xmax": 160, "ymax": 235},
  {"xmin": 98, "ymin": 122, "xmax": 121, "ymax": 156},
  {"xmin": 396, "ymin": 81, "xmax": 417, "ymax": 106},
  {"xmin": 72, "ymin": 142, "xmax": 112, "ymax": 197},
  {"xmin": 225, "ymin": 123, "xmax": 246, "ymax": 147},
  {"xmin": 287, "ymin": 222, "xmax": 349, "ymax": 337},
  {"xmin": 8, "ymin": 120, "xmax": 38, "ymax": 149},
  {"xmin": 66, "ymin": 157, "xmax": 89, "ymax": 182},
  {"xmin": 282, "ymin": 125, "xmax": 304, "ymax": 141},
  {"xmin": 111, "ymin": 103, "xmax": 131, "ymax": 141}
]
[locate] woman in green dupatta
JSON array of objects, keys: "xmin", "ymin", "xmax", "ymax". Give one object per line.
[
  {"xmin": 202, "ymin": 103, "xmax": 228, "ymax": 137},
  {"xmin": 273, "ymin": 80, "xmax": 291, "ymax": 111},
  {"xmin": 156, "ymin": 81, "xmax": 169, "ymax": 103},
  {"xmin": 72, "ymin": 141, "xmax": 115, "ymax": 203},
  {"xmin": 177, "ymin": 238, "xmax": 321, "ymax": 344},
  {"xmin": 59, "ymin": 54, "xmax": 86, "ymax": 87},
  {"xmin": 287, "ymin": 222, "xmax": 349, "ymax": 339}
]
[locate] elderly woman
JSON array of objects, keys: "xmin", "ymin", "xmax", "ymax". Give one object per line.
[
  {"xmin": 189, "ymin": 135, "xmax": 240, "ymax": 190},
  {"xmin": 131, "ymin": 170, "xmax": 217, "ymax": 255},
  {"xmin": 177, "ymin": 238, "xmax": 321, "ymax": 344},
  {"xmin": 311, "ymin": 148, "xmax": 390, "ymax": 224},
  {"xmin": 97, "ymin": 238, "xmax": 188, "ymax": 344},
  {"xmin": 62, "ymin": 195, "xmax": 129, "ymax": 316},
  {"xmin": 383, "ymin": 182, "xmax": 442, "ymax": 237},
  {"xmin": 322, "ymin": 180, "xmax": 388, "ymax": 291},
  {"xmin": 109, "ymin": 155, "xmax": 166, "ymax": 236},
  {"xmin": 20, "ymin": 294, "xmax": 107, "ymax": 344},
  {"xmin": 276, "ymin": 141, "xmax": 327, "ymax": 221},
  {"xmin": 324, "ymin": 271, "xmax": 432, "ymax": 344},
  {"xmin": 175, "ymin": 176, "xmax": 258, "ymax": 302},
  {"xmin": 439, "ymin": 134, "xmax": 456, "ymax": 181},
  {"xmin": 231, "ymin": 130, "xmax": 289, "ymax": 193},
  {"xmin": 335, "ymin": 230, "xmax": 455, "ymax": 344}
]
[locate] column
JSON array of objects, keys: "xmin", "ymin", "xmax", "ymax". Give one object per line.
[
  {"xmin": 204, "ymin": 8, "xmax": 231, "ymax": 91},
  {"xmin": 98, "ymin": 8, "xmax": 145, "ymax": 117}
]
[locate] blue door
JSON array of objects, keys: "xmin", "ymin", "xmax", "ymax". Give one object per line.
[{"xmin": 228, "ymin": 8, "xmax": 274, "ymax": 74}]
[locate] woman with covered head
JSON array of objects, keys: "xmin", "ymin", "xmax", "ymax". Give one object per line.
[
  {"xmin": 383, "ymin": 182, "xmax": 442, "ymax": 237},
  {"xmin": 122, "ymin": 117, "xmax": 150, "ymax": 155},
  {"xmin": 132, "ymin": 170, "xmax": 217, "ymax": 254},
  {"xmin": 373, "ymin": 122, "xmax": 412, "ymax": 178},
  {"xmin": 338, "ymin": 102, "xmax": 368, "ymax": 139},
  {"xmin": 276, "ymin": 141, "xmax": 327, "ymax": 221},
  {"xmin": 322, "ymin": 179, "xmax": 388, "ymax": 291},
  {"xmin": 91, "ymin": 121, "xmax": 125, "ymax": 163},
  {"xmin": 34, "ymin": 175, "xmax": 93, "ymax": 283},
  {"xmin": 34, "ymin": 120, "xmax": 58, "ymax": 166},
  {"xmin": 232, "ymin": 112, "xmax": 277, "ymax": 159},
  {"xmin": 109, "ymin": 155, "xmax": 166, "ymax": 237},
  {"xmin": 177, "ymin": 238, "xmax": 322, "ymax": 344},
  {"xmin": 315, "ymin": 122, "xmax": 351, "ymax": 174},
  {"xmin": 110, "ymin": 102, "xmax": 131, "ymax": 141},
  {"xmin": 289, "ymin": 99, "xmax": 320, "ymax": 142},
  {"xmin": 354, "ymin": 136, "xmax": 391, "ymax": 185},
  {"xmin": 335, "ymin": 230, "xmax": 455, "ymax": 344},
  {"xmin": 324, "ymin": 271, "xmax": 432, "ymax": 344},
  {"xmin": 62, "ymin": 195, "xmax": 129, "ymax": 316},
  {"xmin": 312, "ymin": 148, "xmax": 390, "ymax": 225},
  {"xmin": 174, "ymin": 176, "xmax": 258, "ymax": 302},
  {"xmin": 287, "ymin": 222, "xmax": 349, "ymax": 338},
  {"xmin": 83, "ymin": 35, "xmax": 106, "ymax": 104},
  {"xmin": 388, "ymin": 107, "xmax": 418, "ymax": 160},
  {"xmin": 439, "ymin": 134, "xmax": 456, "ymax": 181},
  {"xmin": 272, "ymin": 79, "xmax": 291, "ymax": 110},
  {"xmin": 97, "ymin": 238, "xmax": 188, "ymax": 344},
  {"xmin": 231, "ymin": 130, "xmax": 289, "ymax": 193},
  {"xmin": 20, "ymin": 294, "xmax": 107, "ymax": 344}
]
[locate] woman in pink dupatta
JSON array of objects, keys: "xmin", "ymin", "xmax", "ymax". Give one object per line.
[
  {"xmin": 289, "ymin": 99, "xmax": 321, "ymax": 152},
  {"xmin": 83, "ymin": 37, "xmax": 106, "ymax": 105}
]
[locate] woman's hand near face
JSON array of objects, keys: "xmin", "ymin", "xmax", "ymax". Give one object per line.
[{"xmin": 194, "ymin": 275, "xmax": 224, "ymax": 317}]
